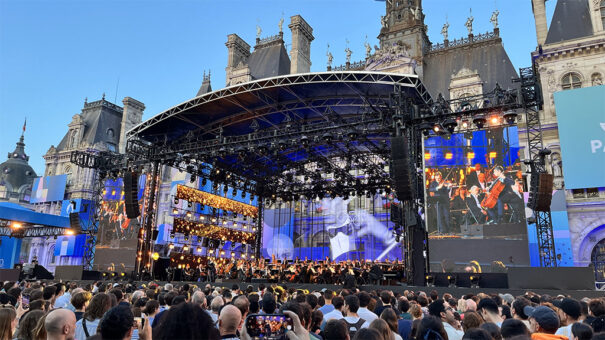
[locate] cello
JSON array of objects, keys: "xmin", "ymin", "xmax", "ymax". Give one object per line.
[{"xmin": 481, "ymin": 178, "xmax": 506, "ymax": 209}]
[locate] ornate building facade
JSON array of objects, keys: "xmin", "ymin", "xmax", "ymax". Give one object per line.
[{"xmin": 529, "ymin": 0, "xmax": 605, "ymax": 273}]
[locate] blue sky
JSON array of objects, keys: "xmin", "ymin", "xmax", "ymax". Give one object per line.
[{"xmin": 0, "ymin": 0, "xmax": 556, "ymax": 174}]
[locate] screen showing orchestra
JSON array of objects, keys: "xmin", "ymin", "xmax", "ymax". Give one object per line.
[{"xmin": 423, "ymin": 126, "xmax": 527, "ymax": 239}]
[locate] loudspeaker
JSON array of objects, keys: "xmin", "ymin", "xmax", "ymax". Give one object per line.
[
  {"xmin": 528, "ymin": 173, "xmax": 553, "ymax": 212},
  {"xmin": 391, "ymin": 136, "xmax": 413, "ymax": 201},
  {"xmin": 69, "ymin": 212, "xmax": 81, "ymax": 231},
  {"xmin": 82, "ymin": 270, "xmax": 103, "ymax": 281},
  {"xmin": 123, "ymin": 171, "xmax": 140, "ymax": 218},
  {"xmin": 536, "ymin": 173, "xmax": 553, "ymax": 212}
]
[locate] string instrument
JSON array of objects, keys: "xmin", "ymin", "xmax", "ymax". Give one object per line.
[{"xmin": 481, "ymin": 178, "xmax": 506, "ymax": 209}]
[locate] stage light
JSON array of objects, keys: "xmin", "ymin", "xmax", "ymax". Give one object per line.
[
  {"xmin": 252, "ymin": 227, "xmax": 257, "ymax": 232},
  {"xmin": 241, "ymin": 253, "xmax": 246, "ymax": 259},
  {"xmin": 222, "ymin": 220, "xmax": 228, "ymax": 226},
  {"xmin": 187, "ymin": 201, "xmax": 192, "ymax": 208},
  {"xmin": 426, "ymin": 275, "xmax": 435, "ymax": 287},
  {"xmin": 220, "ymin": 250, "xmax": 225, "ymax": 256},
  {"xmin": 489, "ymin": 152, "xmax": 497, "ymax": 159},
  {"xmin": 447, "ymin": 274, "xmax": 457, "ymax": 287},
  {"xmin": 424, "ymin": 152, "xmax": 431, "ymax": 160},
  {"xmin": 174, "ymin": 197, "xmax": 179, "ymax": 205},
  {"xmin": 461, "ymin": 120, "xmax": 469, "ymax": 129},
  {"xmin": 65, "ymin": 229, "xmax": 75, "ymax": 236},
  {"xmin": 443, "ymin": 118, "xmax": 458, "ymax": 133},
  {"xmin": 251, "ymin": 254, "xmax": 255, "ymax": 259},
  {"xmin": 11, "ymin": 222, "xmax": 22, "ymax": 229},
  {"xmin": 433, "ymin": 124, "xmax": 441, "ymax": 133},
  {"xmin": 347, "ymin": 130, "xmax": 359, "ymax": 140},
  {"xmin": 209, "ymin": 248, "xmax": 214, "ymax": 254},
  {"xmin": 470, "ymin": 275, "xmax": 480, "ymax": 288},
  {"xmin": 418, "ymin": 122, "xmax": 433, "ymax": 136},
  {"xmin": 231, "ymin": 251, "xmax": 235, "ymax": 257},
  {"xmin": 186, "ymin": 211, "xmax": 192, "ymax": 218},
  {"xmin": 172, "ymin": 208, "xmax": 178, "ymax": 215},
  {"xmin": 503, "ymin": 110, "xmax": 518, "ymax": 124},
  {"xmin": 169, "ymin": 243, "xmax": 174, "ymax": 249},
  {"xmin": 444, "ymin": 151, "xmax": 453, "ymax": 160},
  {"xmin": 490, "ymin": 116, "xmax": 500, "ymax": 125},
  {"xmin": 473, "ymin": 115, "xmax": 486, "ymax": 129},
  {"xmin": 301, "ymin": 135, "xmax": 309, "ymax": 148},
  {"xmin": 152, "ymin": 252, "xmax": 160, "ymax": 261},
  {"xmin": 184, "ymin": 234, "xmax": 190, "ymax": 241},
  {"xmin": 196, "ymin": 247, "xmax": 202, "ymax": 253},
  {"xmin": 180, "ymin": 255, "xmax": 184, "ymax": 260},
  {"xmin": 467, "ymin": 152, "xmax": 475, "ymax": 159},
  {"xmin": 183, "ymin": 245, "xmax": 189, "ymax": 251}
]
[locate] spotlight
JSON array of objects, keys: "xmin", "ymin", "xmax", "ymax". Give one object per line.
[
  {"xmin": 11, "ymin": 222, "xmax": 22, "ymax": 229},
  {"xmin": 183, "ymin": 245, "xmax": 189, "ymax": 251},
  {"xmin": 174, "ymin": 197, "xmax": 179, "ymax": 205},
  {"xmin": 461, "ymin": 120, "xmax": 469, "ymax": 129},
  {"xmin": 444, "ymin": 150, "xmax": 453, "ymax": 160},
  {"xmin": 301, "ymin": 136, "xmax": 309, "ymax": 148},
  {"xmin": 467, "ymin": 151, "xmax": 475, "ymax": 159},
  {"xmin": 503, "ymin": 110, "xmax": 518, "ymax": 124},
  {"xmin": 433, "ymin": 124, "xmax": 441, "ymax": 133},
  {"xmin": 172, "ymin": 208, "xmax": 178, "ymax": 215},
  {"xmin": 322, "ymin": 132, "xmax": 334, "ymax": 143},
  {"xmin": 187, "ymin": 201, "xmax": 192, "ymax": 208},
  {"xmin": 424, "ymin": 152, "xmax": 431, "ymax": 160},
  {"xmin": 186, "ymin": 211, "xmax": 192, "ymax": 218},
  {"xmin": 196, "ymin": 247, "xmax": 202, "ymax": 253},
  {"xmin": 473, "ymin": 115, "xmax": 487, "ymax": 129},
  {"xmin": 426, "ymin": 275, "xmax": 435, "ymax": 287},
  {"xmin": 347, "ymin": 130, "xmax": 359, "ymax": 140},
  {"xmin": 65, "ymin": 229, "xmax": 75, "ymax": 236},
  {"xmin": 169, "ymin": 243, "xmax": 174, "ymax": 250},
  {"xmin": 443, "ymin": 118, "xmax": 457, "ymax": 133},
  {"xmin": 447, "ymin": 274, "xmax": 457, "ymax": 288},
  {"xmin": 152, "ymin": 252, "xmax": 160, "ymax": 261},
  {"xmin": 418, "ymin": 122, "xmax": 433, "ymax": 136},
  {"xmin": 490, "ymin": 116, "xmax": 500, "ymax": 125},
  {"xmin": 470, "ymin": 275, "xmax": 480, "ymax": 288}
]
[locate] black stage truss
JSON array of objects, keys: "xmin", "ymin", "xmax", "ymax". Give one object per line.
[{"xmin": 70, "ymin": 69, "xmax": 555, "ymax": 284}]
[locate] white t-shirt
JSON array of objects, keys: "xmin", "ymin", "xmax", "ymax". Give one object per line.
[
  {"xmin": 343, "ymin": 316, "xmax": 370, "ymax": 329},
  {"xmin": 323, "ymin": 309, "xmax": 344, "ymax": 322},
  {"xmin": 556, "ymin": 324, "xmax": 573, "ymax": 338}
]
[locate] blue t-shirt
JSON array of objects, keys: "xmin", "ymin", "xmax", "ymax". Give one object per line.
[{"xmin": 319, "ymin": 304, "xmax": 335, "ymax": 315}]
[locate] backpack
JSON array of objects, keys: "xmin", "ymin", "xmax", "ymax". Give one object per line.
[{"xmin": 344, "ymin": 317, "xmax": 366, "ymax": 338}]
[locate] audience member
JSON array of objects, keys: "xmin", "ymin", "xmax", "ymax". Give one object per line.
[{"xmin": 45, "ymin": 308, "xmax": 77, "ymax": 340}]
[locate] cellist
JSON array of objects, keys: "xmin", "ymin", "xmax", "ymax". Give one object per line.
[{"xmin": 483, "ymin": 165, "xmax": 516, "ymax": 224}]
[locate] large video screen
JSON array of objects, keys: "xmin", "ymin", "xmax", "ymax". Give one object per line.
[
  {"xmin": 261, "ymin": 196, "xmax": 403, "ymax": 262},
  {"xmin": 30, "ymin": 175, "xmax": 67, "ymax": 203},
  {"xmin": 424, "ymin": 126, "xmax": 530, "ymax": 271},
  {"xmin": 97, "ymin": 176, "xmax": 146, "ymax": 247},
  {"xmin": 554, "ymin": 85, "xmax": 605, "ymax": 189}
]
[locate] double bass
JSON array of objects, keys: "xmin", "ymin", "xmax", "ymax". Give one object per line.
[{"xmin": 481, "ymin": 178, "xmax": 506, "ymax": 209}]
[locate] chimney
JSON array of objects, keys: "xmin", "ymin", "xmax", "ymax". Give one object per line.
[
  {"xmin": 531, "ymin": 0, "xmax": 548, "ymax": 46},
  {"xmin": 119, "ymin": 97, "xmax": 145, "ymax": 153},
  {"xmin": 225, "ymin": 34, "xmax": 251, "ymax": 86},
  {"xmin": 289, "ymin": 15, "xmax": 314, "ymax": 74}
]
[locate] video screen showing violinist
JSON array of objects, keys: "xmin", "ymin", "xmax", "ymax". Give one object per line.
[{"xmin": 423, "ymin": 126, "xmax": 527, "ymax": 239}]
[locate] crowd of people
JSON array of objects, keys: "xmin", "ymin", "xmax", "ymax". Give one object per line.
[{"xmin": 1, "ymin": 279, "xmax": 604, "ymax": 340}]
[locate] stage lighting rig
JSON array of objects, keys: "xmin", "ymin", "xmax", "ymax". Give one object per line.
[
  {"xmin": 443, "ymin": 118, "xmax": 458, "ymax": 134},
  {"xmin": 473, "ymin": 115, "xmax": 487, "ymax": 129},
  {"xmin": 503, "ymin": 110, "xmax": 518, "ymax": 124}
]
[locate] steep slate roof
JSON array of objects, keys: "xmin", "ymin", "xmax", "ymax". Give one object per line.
[
  {"xmin": 248, "ymin": 41, "xmax": 291, "ymax": 80},
  {"xmin": 423, "ymin": 37, "xmax": 518, "ymax": 100},
  {"xmin": 56, "ymin": 99, "xmax": 123, "ymax": 151},
  {"xmin": 545, "ymin": 0, "xmax": 594, "ymax": 45},
  {"xmin": 196, "ymin": 78, "xmax": 212, "ymax": 97}
]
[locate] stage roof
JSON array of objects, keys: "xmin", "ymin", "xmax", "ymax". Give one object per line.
[
  {"xmin": 128, "ymin": 71, "xmax": 432, "ymax": 144},
  {"xmin": 0, "ymin": 202, "xmax": 69, "ymax": 228}
]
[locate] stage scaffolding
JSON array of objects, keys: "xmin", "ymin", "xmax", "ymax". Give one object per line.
[{"xmin": 69, "ymin": 69, "xmax": 555, "ymax": 284}]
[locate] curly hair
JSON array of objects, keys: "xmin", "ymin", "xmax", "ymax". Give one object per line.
[{"xmin": 83, "ymin": 293, "xmax": 111, "ymax": 321}]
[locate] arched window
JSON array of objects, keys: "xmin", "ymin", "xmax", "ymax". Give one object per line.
[
  {"xmin": 591, "ymin": 236, "xmax": 605, "ymax": 282},
  {"xmin": 70, "ymin": 131, "xmax": 78, "ymax": 149},
  {"xmin": 561, "ymin": 72, "xmax": 582, "ymax": 90},
  {"xmin": 64, "ymin": 165, "xmax": 72, "ymax": 185},
  {"xmin": 601, "ymin": 0, "xmax": 605, "ymax": 29}
]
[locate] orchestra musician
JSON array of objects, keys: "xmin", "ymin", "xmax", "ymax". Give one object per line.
[
  {"xmin": 428, "ymin": 171, "xmax": 452, "ymax": 234},
  {"xmin": 484, "ymin": 165, "xmax": 524, "ymax": 224},
  {"xmin": 466, "ymin": 185, "xmax": 488, "ymax": 224}
]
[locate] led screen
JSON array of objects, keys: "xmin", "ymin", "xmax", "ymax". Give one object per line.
[{"xmin": 30, "ymin": 175, "xmax": 67, "ymax": 203}]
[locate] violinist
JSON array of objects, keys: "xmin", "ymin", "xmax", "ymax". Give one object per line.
[{"xmin": 428, "ymin": 171, "xmax": 452, "ymax": 234}]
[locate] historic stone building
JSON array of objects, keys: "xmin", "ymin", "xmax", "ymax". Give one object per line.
[
  {"xmin": 0, "ymin": 128, "xmax": 37, "ymax": 205},
  {"xmin": 22, "ymin": 95, "xmax": 146, "ymax": 272},
  {"xmin": 529, "ymin": 0, "xmax": 605, "ymax": 272}
]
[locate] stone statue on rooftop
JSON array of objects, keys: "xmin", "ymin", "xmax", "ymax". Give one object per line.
[
  {"xmin": 381, "ymin": 15, "xmax": 387, "ymax": 28},
  {"xmin": 490, "ymin": 9, "xmax": 499, "ymax": 29},
  {"xmin": 278, "ymin": 17, "xmax": 284, "ymax": 32},
  {"xmin": 465, "ymin": 9, "xmax": 474, "ymax": 35},
  {"xmin": 441, "ymin": 21, "xmax": 449, "ymax": 41},
  {"xmin": 345, "ymin": 47, "xmax": 352, "ymax": 63},
  {"xmin": 327, "ymin": 44, "xmax": 333, "ymax": 67},
  {"xmin": 256, "ymin": 25, "xmax": 262, "ymax": 39}
]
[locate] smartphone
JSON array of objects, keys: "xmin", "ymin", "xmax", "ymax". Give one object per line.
[
  {"xmin": 246, "ymin": 314, "xmax": 293, "ymax": 340},
  {"xmin": 134, "ymin": 316, "xmax": 144, "ymax": 328},
  {"xmin": 21, "ymin": 295, "xmax": 29, "ymax": 309}
]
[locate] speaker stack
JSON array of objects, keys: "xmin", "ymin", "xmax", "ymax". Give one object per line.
[
  {"xmin": 390, "ymin": 136, "xmax": 413, "ymax": 201},
  {"xmin": 528, "ymin": 173, "xmax": 553, "ymax": 212},
  {"xmin": 69, "ymin": 212, "xmax": 81, "ymax": 231},
  {"xmin": 123, "ymin": 171, "xmax": 140, "ymax": 218}
]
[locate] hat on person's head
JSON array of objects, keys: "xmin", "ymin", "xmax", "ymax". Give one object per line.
[
  {"xmin": 559, "ymin": 298, "xmax": 582, "ymax": 320},
  {"xmin": 499, "ymin": 293, "xmax": 514, "ymax": 305},
  {"xmin": 524, "ymin": 305, "xmax": 559, "ymax": 331},
  {"xmin": 113, "ymin": 283, "xmax": 120, "ymax": 288}
]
